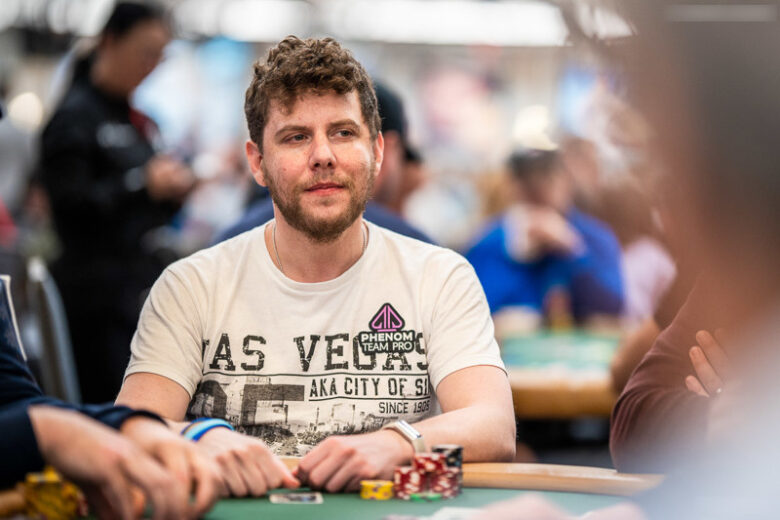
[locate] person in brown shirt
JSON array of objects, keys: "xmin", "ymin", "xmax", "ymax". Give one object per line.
[{"xmin": 609, "ymin": 274, "xmax": 726, "ymax": 472}]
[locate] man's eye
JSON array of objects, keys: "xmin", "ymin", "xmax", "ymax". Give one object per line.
[
  {"xmin": 336, "ymin": 129, "xmax": 355, "ymax": 137},
  {"xmin": 287, "ymin": 134, "xmax": 306, "ymax": 142}
]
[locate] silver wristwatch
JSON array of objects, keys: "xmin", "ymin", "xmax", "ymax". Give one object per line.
[{"xmin": 382, "ymin": 419, "xmax": 426, "ymax": 453}]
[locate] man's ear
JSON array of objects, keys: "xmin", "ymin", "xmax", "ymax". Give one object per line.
[
  {"xmin": 373, "ymin": 131, "xmax": 385, "ymax": 176},
  {"xmin": 245, "ymin": 140, "xmax": 266, "ymax": 187}
]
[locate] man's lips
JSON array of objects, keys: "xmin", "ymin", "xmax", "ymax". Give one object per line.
[{"xmin": 305, "ymin": 182, "xmax": 344, "ymax": 193}]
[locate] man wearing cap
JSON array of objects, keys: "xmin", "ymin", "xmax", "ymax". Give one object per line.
[
  {"xmin": 117, "ymin": 36, "xmax": 515, "ymax": 496},
  {"xmin": 213, "ymin": 82, "xmax": 433, "ymax": 244}
]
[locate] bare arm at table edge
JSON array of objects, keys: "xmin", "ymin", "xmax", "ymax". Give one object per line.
[
  {"xmin": 412, "ymin": 364, "xmax": 516, "ymax": 462},
  {"xmin": 294, "ymin": 364, "xmax": 516, "ymax": 493},
  {"xmin": 116, "ymin": 366, "xmax": 516, "ymax": 464},
  {"xmin": 117, "ymin": 372, "xmax": 191, "ymax": 422},
  {"xmin": 116, "ymin": 372, "xmax": 299, "ymax": 497}
]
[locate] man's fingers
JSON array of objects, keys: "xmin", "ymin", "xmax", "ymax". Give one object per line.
[
  {"xmin": 99, "ymin": 472, "xmax": 136, "ymax": 520},
  {"xmin": 217, "ymin": 454, "xmax": 249, "ymax": 497},
  {"xmin": 188, "ymin": 454, "xmax": 223, "ymax": 518},
  {"xmin": 689, "ymin": 346, "xmax": 723, "ymax": 395},
  {"xmin": 121, "ymin": 453, "xmax": 186, "ymax": 520},
  {"xmin": 297, "ymin": 443, "xmax": 331, "ymax": 479},
  {"xmin": 324, "ymin": 456, "xmax": 365, "ymax": 493},
  {"xmin": 304, "ymin": 454, "xmax": 342, "ymax": 490},
  {"xmin": 344, "ymin": 474, "xmax": 364, "ymax": 493},
  {"xmin": 83, "ymin": 483, "xmax": 127, "ymax": 520},
  {"xmin": 696, "ymin": 330, "xmax": 730, "ymax": 377},
  {"xmin": 157, "ymin": 447, "xmax": 192, "ymax": 494},
  {"xmin": 267, "ymin": 455, "xmax": 300, "ymax": 489},
  {"xmin": 685, "ymin": 375, "xmax": 710, "ymax": 397},
  {"xmin": 236, "ymin": 452, "xmax": 269, "ymax": 496}
]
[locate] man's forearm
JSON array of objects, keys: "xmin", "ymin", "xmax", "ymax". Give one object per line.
[{"xmin": 411, "ymin": 405, "xmax": 516, "ymax": 462}]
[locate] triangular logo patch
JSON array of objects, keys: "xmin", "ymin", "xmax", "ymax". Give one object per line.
[{"xmin": 369, "ymin": 303, "xmax": 405, "ymax": 332}]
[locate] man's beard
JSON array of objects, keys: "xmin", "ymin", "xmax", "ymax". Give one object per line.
[{"xmin": 264, "ymin": 164, "xmax": 375, "ymax": 243}]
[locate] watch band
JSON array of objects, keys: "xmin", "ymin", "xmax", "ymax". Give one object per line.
[{"xmin": 382, "ymin": 419, "xmax": 426, "ymax": 453}]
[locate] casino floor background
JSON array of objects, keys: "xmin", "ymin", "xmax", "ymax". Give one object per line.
[{"xmin": 0, "ymin": 0, "xmax": 677, "ymax": 518}]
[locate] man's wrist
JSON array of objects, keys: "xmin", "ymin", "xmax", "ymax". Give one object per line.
[
  {"xmin": 119, "ymin": 410, "xmax": 167, "ymax": 432},
  {"xmin": 181, "ymin": 418, "xmax": 235, "ymax": 441},
  {"xmin": 382, "ymin": 420, "xmax": 426, "ymax": 454},
  {"xmin": 378, "ymin": 428, "xmax": 415, "ymax": 463}
]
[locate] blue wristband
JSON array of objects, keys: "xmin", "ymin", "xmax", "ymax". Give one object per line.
[
  {"xmin": 181, "ymin": 418, "xmax": 235, "ymax": 441},
  {"xmin": 180, "ymin": 417, "xmax": 210, "ymax": 435}
]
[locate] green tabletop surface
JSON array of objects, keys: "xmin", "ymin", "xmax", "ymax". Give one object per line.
[
  {"xmin": 204, "ymin": 487, "xmax": 623, "ymax": 519},
  {"xmin": 501, "ymin": 331, "xmax": 620, "ymax": 371}
]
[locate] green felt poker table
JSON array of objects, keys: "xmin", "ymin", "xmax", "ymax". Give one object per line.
[
  {"xmin": 501, "ymin": 331, "xmax": 621, "ymax": 418},
  {"xmin": 203, "ymin": 460, "xmax": 661, "ymax": 519},
  {"xmin": 203, "ymin": 488, "xmax": 619, "ymax": 519}
]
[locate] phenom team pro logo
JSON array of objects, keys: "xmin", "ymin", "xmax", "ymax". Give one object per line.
[{"xmin": 356, "ymin": 303, "xmax": 420, "ymax": 354}]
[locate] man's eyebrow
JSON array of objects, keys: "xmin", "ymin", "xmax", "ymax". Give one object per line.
[
  {"xmin": 274, "ymin": 125, "xmax": 309, "ymax": 139},
  {"xmin": 328, "ymin": 119, "xmax": 361, "ymax": 131}
]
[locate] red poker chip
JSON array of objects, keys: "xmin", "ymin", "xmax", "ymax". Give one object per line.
[{"xmin": 412, "ymin": 453, "xmax": 447, "ymax": 474}]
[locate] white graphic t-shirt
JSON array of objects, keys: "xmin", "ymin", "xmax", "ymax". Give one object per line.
[{"xmin": 126, "ymin": 221, "xmax": 505, "ymax": 456}]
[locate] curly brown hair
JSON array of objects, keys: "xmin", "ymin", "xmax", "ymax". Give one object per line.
[{"xmin": 245, "ymin": 36, "xmax": 380, "ymax": 151}]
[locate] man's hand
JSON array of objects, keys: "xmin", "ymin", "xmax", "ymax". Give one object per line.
[
  {"xmin": 527, "ymin": 206, "xmax": 585, "ymax": 256},
  {"xmin": 145, "ymin": 155, "xmax": 195, "ymax": 202},
  {"xmin": 120, "ymin": 416, "xmax": 223, "ymax": 517},
  {"xmin": 685, "ymin": 329, "xmax": 731, "ymax": 397},
  {"xmin": 28, "ymin": 406, "xmax": 191, "ymax": 520},
  {"xmin": 195, "ymin": 426, "xmax": 299, "ymax": 497},
  {"xmin": 296, "ymin": 429, "xmax": 413, "ymax": 493}
]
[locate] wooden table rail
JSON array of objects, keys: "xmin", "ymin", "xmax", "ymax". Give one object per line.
[
  {"xmin": 461, "ymin": 462, "xmax": 662, "ymax": 496},
  {"xmin": 282, "ymin": 458, "xmax": 662, "ymax": 497}
]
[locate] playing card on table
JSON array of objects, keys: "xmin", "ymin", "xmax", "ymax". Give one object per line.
[
  {"xmin": 430, "ymin": 507, "xmax": 479, "ymax": 520},
  {"xmin": 269, "ymin": 491, "xmax": 323, "ymax": 504}
]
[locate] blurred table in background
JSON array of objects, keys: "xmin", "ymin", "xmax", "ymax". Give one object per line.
[{"xmin": 502, "ymin": 331, "xmax": 621, "ymax": 419}]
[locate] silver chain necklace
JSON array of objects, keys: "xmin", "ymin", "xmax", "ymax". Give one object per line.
[{"xmin": 272, "ymin": 221, "xmax": 368, "ymax": 275}]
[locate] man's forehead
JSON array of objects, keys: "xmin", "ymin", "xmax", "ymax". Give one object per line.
[{"xmin": 266, "ymin": 90, "xmax": 363, "ymax": 124}]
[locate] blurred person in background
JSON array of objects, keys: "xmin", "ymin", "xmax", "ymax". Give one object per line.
[
  {"xmin": 465, "ymin": 147, "xmax": 624, "ymax": 336},
  {"xmin": 557, "ymin": 136, "xmax": 678, "ymax": 393},
  {"xmin": 0, "ymin": 77, "xmax": 34, "ymax": 224},
  {"xmin": 474, "ymin": 0, "xmax": 780, "ymax": 517},
  {"xmin": 560, "ymin": 136, "xmax": 676, "ymax": 330},
  {"xmin": 214, "ymin": 81, "xmax": 433, "ymax": 244},
  {"xmin": 38, "ymin": 2, "xmax": 195, "ymax": 403}
]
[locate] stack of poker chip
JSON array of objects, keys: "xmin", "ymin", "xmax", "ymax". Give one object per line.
[
  {"xmin": 393, "ymin": 466, "xmax": 422, "ymax": 500},
  {"xmin": 432, "ymin": 444, "xmax": 463, "ymax": 494},
  {"xmin": 430, "ymin": 467, "xmax": 461, "ymax": 498},
  {"xmin": 394, "ymin": 447, "xmax": 463, "ymax": 500},
  {"xmin": 359, "ymin": 480, "xmax": 394, "ymax": 500},
  {"xmin": 22, "ymin": 466, "xmax": 88, "ymax": 520},
  {"xmin": 411, "ymin": 452, "xmax": 447, "ymax": 474}
]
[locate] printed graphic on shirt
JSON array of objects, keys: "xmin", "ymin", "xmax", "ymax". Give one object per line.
[
  {"xmin": 354, "ymin": 303, "xmax": 420, "ymax": 355},
  {"xmin": 187, "ymin": 304, "xmax": 432, "ymax": 456}
]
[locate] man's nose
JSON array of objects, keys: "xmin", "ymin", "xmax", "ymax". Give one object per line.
[{"xmin": 309, "ymin": 134, "xmax": 336, "ymax": 170}]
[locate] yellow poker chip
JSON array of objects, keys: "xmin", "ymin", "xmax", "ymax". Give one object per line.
[
  {"xmin": 360, "ymin": 480, "xmax": 394, "ymax": 500},
  {"xmin": 23, "ymin": 466, "xmax": 87, "ymax": 520},
  {"xmin": 25, "ymin": 466, "xmax": 61, "ymax": 485}
]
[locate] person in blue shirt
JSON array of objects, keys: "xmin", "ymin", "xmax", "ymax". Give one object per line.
[{"xmin": 466, "ymin": 148, "xmax": 623, "ymax": 324}]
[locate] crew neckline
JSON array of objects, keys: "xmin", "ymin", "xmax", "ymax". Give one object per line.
[{"xmin": 258, "ymin": 220, "xmax": 379, "ymax": 294}]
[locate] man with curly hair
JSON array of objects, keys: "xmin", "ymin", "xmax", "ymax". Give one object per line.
[{"xmin": 117, "ymin": 36, "xmax": 515, "ymax": 496}]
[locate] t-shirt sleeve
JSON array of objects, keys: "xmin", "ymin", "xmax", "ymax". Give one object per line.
[
  {"xmin": 424, "ymin": 254, "xmax": 506, "ymax": 391},
  {"xmin": 124, "ymin": 266, "xmax": 205, "ymax": 398}
]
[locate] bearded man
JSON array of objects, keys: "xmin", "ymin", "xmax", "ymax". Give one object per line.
[{"xmin": 116, "ymin": 36, "xmax": 515, "ymax": 497}]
